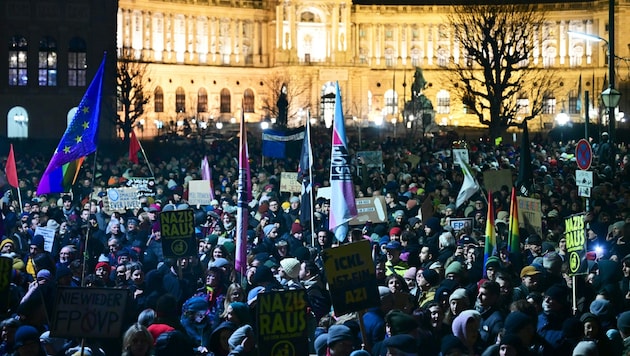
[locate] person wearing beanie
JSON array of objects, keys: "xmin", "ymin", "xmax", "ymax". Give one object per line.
[
  {"xmin": 314, "ymin": 333, "xmax": 328, "ymax": 356},
  {"xmin": 13, "ymin": 325, "xmax": 44, "ymax": 356},
  {"xmin": 179, "ymin": 296, "xmax": 212, "ymax": 353},
  {"xmin": 579, "ymin": 312, "xmax": 614, "ymax": 356},
  {"xmin": 362, "ymin": 286, "xmax": 394, "ymax": 349},
  {"xmin": 572, "ymin": 340, "xmax": 599, "ymax": 356},
  {"xmin": 327, "ymin": 325, "xmax": 355, "ymax": 356},
  {"xmin": 385, "ymin": 310, "xmax": 418, "ymax": 336},
  {"xmin": 445, "ymin": 288, "xmax": 470, "ymax": 326},
  {"xmin": 403, "ymin": 267, "xmax": 417, "ymax": 290},
  {"xmin": 383, "ymin": 334, "xmax": 418, "ymax": 355},
  {"xmin": 278, "ymin": 257, "xmax": 302, "ymax": 289},
  {"xmin": 617, "ymin": 310, "xmax": 630, "ymax": 355},
  {"xmin": 384, "ymin": 241, "xmax": 409, "ymax": 277},
  {"xmin": 286, "ymin": 220, "xmax": 305, "ymax": 255},
  {"xmin": 538, "ymin": 284, "xmax": 571, "ymax": 352},
  {"xmin": 414, "ymin": 268, "xmax": 439, "ymax": 308}
]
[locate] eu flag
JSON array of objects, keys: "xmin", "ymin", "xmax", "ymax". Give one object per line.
[{"xmin": 37, "ymin": 55, "xmax": 105, "ymax": 194}]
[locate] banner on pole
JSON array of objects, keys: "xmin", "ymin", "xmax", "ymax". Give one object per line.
[{"xmin": 160, "ymin": 209, "xmax": 196, "ymax": 258}]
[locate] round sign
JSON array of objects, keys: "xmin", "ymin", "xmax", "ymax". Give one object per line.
[
  {"xmin": 575, "ymin": 139, "xmax": 592, "ymax": 171},
  {"xmin": 569, "ymin": 251, "xmax": 581, "ymax": 274}
]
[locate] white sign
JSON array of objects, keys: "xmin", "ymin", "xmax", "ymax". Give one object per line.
[
  {"xmin": 575, "ymin": 170, "xmax": 593, "ymax": 187},
  {"xmin": 107, "ymin": 187, "xmax": 141, "ymax": 210},
  {"xmin": 280, "ymin": 172, "xmax": 302, "ymax": 193},
  {"xmin": 578, "ymin": 186, "xmax": 591, "ymax": 197},
  {"xmin": 188, "ymin": 180, "xmax": 213, "ymax": 205},
  {"xmin": 316, "ymin": 187, "xmax": 331, "ymax": 200},
  {"xmin": 453, "ymin": 149, "xmax": 470, "ymax": 164},
  {"xmin": 35, "ymin": 226, "xmax": 56, "ymax": 253}
]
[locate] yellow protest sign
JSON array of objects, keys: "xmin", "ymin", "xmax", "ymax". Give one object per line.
[{"xmin": 565, "ymin": 213, "xmax": 587, "ymax": 276}]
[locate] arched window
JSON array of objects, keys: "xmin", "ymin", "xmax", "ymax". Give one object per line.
[
  {"xmin": 197, "ymin": 88, "xmax": 208, "ymax": 113},
  {"xmin": 68, "ymin": 37, "xmax": 87, "ymax": 87},
  {"xmin": 220, "ymin": 88, "xmax": 231, "ymax": 113},
  {"xmin": 176, "ymin": 87, "xmax": 186, "ymax": 112},
  {"xmin": 243, "ymin": 89, "xmax": 255, "ymax": 113},
  {"xmin": 543, "ymin": 91, "xmax": 556, "ymax": 115},
  {"xmin": 320, "ymin": 82, "xmax": 336, "ymax": 128},
  {"xmin": 39, "ymin": 37, "xmax": 57, "ymax": 86},
  {"xmin": 9, "ymin": 35, "xmax": 28, "ymax": 86},
  {"xmin": 154, "ymin": 87, "xmax": 164, "ymax": 112}
]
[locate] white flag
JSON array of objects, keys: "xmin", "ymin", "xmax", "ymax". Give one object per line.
[{"xmin": 455, "ymin": 156, "xmax": 480, "ymax": 208}]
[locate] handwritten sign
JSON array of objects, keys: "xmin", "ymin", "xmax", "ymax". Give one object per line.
[
  {"xmin": 160, "ymin": 209, "xmax": 196, "ymax": 258},
  {"xmin": 125, "ymin": 177, "xmax": 156, "ymax": 198},
  {"xmin": 349, "ymin": 196, "xmax": 387, "ymax": 225},
  {"xmin": 517, "ymin": 196, "xmax": 542, "ymax": 236},
  {"xmin": 188, "ymin": 180, "xmax": 213, "ymax": 205},
  {"xmin": 322, "ymin": 240, "xmax": 379, "ymax": 315},
  {"xmin": 280, "ymin": 172, "xmax": 302, "ymax": 193},
  {"xmin": 257, "ymin": 290, "xmax": 309, "ymax": 356},
  {"xmin": 51, "ymin": 287, "xmax": 128, "ymax": 338},
  {"xmin": 565, "ymin": 213, "xmax": 587, "ymax": 276},
  {"xmin": 107, "ymin": 187, "xmax": 141, "ymax": 210}
]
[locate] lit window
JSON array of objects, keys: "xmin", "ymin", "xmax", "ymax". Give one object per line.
[
  {"xmin": 197, "ymin": 88, "xmax": 208, "ymax": 113},
  {"xmin": 220, "ymin": 88, "xmax": 231, "ymax": 113},
  {"xmin": 436, "ymin": 90, "xmax": 450, "ymax": 114},
  {"xmin": 9, "ymin": 35, "xmax": 28, "ymax": 86},
  {"xmin": 38, "ymin": 37, "xmax": 57, "ymax": 86},
  {"xmin": 154, "ymin": 87, "xmax": 164, "ymax": 113},
  {"xmin": 176, "ymin": 87, "xmax": 186, "ymax": 112},
  {"xmin": 243, "ymin": 89, "xmax": 255, "ymax": 113},
  {"xmin": 68, "ymin": 37, "xmax": 87, "ymax": 87}
]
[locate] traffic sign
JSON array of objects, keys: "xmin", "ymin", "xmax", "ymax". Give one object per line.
[{"xmin": 575, "ymin": 139, "xmax": 593, "ymax": 170}]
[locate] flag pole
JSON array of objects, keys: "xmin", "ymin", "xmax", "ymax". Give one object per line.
[
  {"xmin": 81, "ymin": 149, "xmax": 99, "ymax": 287},
  {"xmin": 135, "ymin": 131, "xmax": 155, "ymax": 177},
  {"xmin": 15, "ymin": 186, "xmax": 23, "ymax": 215},
  {"xmin": 307, "ymin": 111, "xmax": 316, "ymax": 247}
]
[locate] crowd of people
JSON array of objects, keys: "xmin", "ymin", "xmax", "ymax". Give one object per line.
[{"xmin": 0, "ymin": 126, "xmax": 629, "ymax": 356}]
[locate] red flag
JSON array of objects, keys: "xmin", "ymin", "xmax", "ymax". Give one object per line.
[
  {"xmin": 6, "ymin": 144, "xmax": 18, "ymax": 188},
  {"xmin": 129, "ymin": 130, "xmax": 141, "ymax": 164}
]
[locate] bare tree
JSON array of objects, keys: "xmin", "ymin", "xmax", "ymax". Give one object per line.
[
  {"xmin": 259, "ymin": 72, "xmax": 311, "ymax": 127},
  {"xmin": 447, "ymin": 4, "xmax": 560, "ymax": 139},
  {"xmin": 116, "ymin": 51, "xmax": 150, "ymax": 144}
]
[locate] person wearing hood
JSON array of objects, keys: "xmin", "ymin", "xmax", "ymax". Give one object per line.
[
  {"xmin": 537, "ymin": 284, "xmax": 571, "ymax": 352},
  {"xmin": 180, "ymin": 296, "xmax": 213, "ymax": 354},
  {"xmin": 451, "ymin": 309, "xmax": 484, "ymax": 356}
]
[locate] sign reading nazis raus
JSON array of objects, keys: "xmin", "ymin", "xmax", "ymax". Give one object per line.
[
  {"xmin": 160, "ymin": 209, "xmax": 196, "ymax": 258},
  {"xmin": 565, "ymin": 213, "xmax": 587, "ymax": 276},
  {"xmin": 257, "ymin": 289, "xmax": 309, "ymax": 356},
  {"xmin": 322, "ymin": 240, "xmax": 379, "ymax": 315},
  {"xmin": 51, "ymin": 287, "xmax": 128, "ymax": 338}
]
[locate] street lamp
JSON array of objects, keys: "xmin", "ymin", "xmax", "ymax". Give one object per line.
[{"xmin": 555, "ymin": 108, "xmax": 570, "ymax": 143}]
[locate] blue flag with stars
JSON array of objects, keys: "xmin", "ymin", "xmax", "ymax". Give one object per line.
[{"xmin": 37, "ymin": 55, "xmax": 105, "ymax": 194}]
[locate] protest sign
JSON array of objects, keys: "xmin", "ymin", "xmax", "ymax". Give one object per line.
[
  {"xmin": 565, "ymin": 213, "xmax": 587, "ymax": 276},
  {"xmin": 257, "ymin": 289, "xmax": 309, "ymax": 356},
  {"xmin": 106, "ymin": 187, "xmax": 141, "ymax": 210},
  {"xmin": 482, "ymin": 169, "xmax": 512, "ymax": 194},
  {"xmin": 316, "ymin": 187, "xmax": 331, "ymax": 200},
  {"xmin": 188, "ymin": 180, "xmax": 213, "ymax": 205},
  {"xmin": 357, "ymin": 151, "xmax": 383, "ymax": 169},
  {"xmin": 349, "ymin": 196, "xmax": 387, "ymax": 225},
  {"xmin": 322, "ymin": 240, "xmax": 379, "ymax": 315},
  {"xmin": 280, "ymin": 172, "xmax": 302, "ymax": 193},
  {"xmin": 35, "ymin": 226, "xmax": 56, "ymax": 253},
  {"xmin": 160, "ymin": 209, "xmax": 196, "ymax": 258},
  {"xmin": 453, "ymin": 148, "xmax": 470, "ymax": 164},
  {"xmin": 449, "ymin": 218, "xmax": 474, "ymax": 233},
  {"xmin": 51, "ymin": 287, "xmax": 128, "ymax": 338},
  {"xmin": 125, "ymin": 177, "xmax": 156, "ymax": 198},
  {"xmin": 516, "ymin": 196, "xmax": 543, "ymax": 236}
]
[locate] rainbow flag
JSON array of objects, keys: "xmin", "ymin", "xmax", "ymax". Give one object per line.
[
  {"xmin": 483, "ymin": 191, "xmax": 495, "ymax": 278},
  {"xmin": 507, "ymin": 187, "xmax": 521, "ymax": 265},
  {"xmin": 37, "ymin": 55, "xmax": 105, "ymax": 194}
]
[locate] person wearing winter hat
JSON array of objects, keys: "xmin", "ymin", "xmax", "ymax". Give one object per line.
[
  {"xmin": 383, "ymin": 334, "xmax": 418, "ymax": 355},
  {"xmin": 538, "ymin": 284, "xmax": 571, "ymax": 352},
  {"xmin": 384, "ymin": 241, "xmax": 409, "ymax": 277},
  {"xmin": 414, "ymin": 268, "xmax": 439, "ymax": 308},
  {"xmin": 225, "ymin": 302, "xmax": 250, "ymax": 326},
  {"xmin": 385, "ymin": 310, "xmax": 418, "ymax": 336},
  {"xmin": 13, "ymin": 325, "xmax": 44, "ymax": 355},
  {"xmin": 180, "ymin": 296, "xmax": 212, "ymax": 352},
  {"xmin": 451, "ymin": 310, "xmax": 482, "ymax": 356},
  {"xmin": 314, "ymin": 333, "xmax": 328, "ymax": 356},
  {"xmin": 446, "ymin": 288, "xmax": 470, "ymax": 325},
  {"xmin": 327, "ymin": 325, "xmax": 355, "ymax": 355},
  {"xmin": 513, "ymin": 265, "xmax": 541, "ymax": 302},
  {"xmin": 572, "ymin": 340, "xmax": 598, "ymax": 356},
  {"xmin": 278, "ymin": 257, "xmax": 302, "ymax": 289},
  {"xmin": 403, "ymin": 267, "xmax": 417, "ymax": 290}
]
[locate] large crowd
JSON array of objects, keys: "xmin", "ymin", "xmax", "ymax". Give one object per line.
[{"xmin": 1, "ymin": 126, "xmax": 630, "ymax": 356}]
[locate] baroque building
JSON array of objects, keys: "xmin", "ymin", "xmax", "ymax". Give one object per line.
[{"xmin": 0, "ymin": 0, "xmax": 117, "ymax": 140}]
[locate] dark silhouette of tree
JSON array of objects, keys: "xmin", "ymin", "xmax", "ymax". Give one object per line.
[
  {"xmin": 259, "ymin": 73, "xmax": 311, "ymax": 127},
  {"xmin": 447, "ymin": 4, "xmax": 560, "ymax": 139},
  {"xmin": 116, "ymin": 51, "xmax": 150, "ymax": 145}
]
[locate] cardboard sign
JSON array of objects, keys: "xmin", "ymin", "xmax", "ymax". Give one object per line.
[
  {"xmin": 106, "ymin": 187, "xmax": 141, "ymax": 210},
  {"xmin": 565, "ymin": 213, "xmax": 587, "ymax": 276},
  {"xmin": 188, "ymin": 180, "xmax": 213, "ymax": 205},
  {"xmin": 280, "ymin": 172, "xmax": 302, "ymax": 193},
  {"xmin": 482, "ymin": 169, "xmax": 512, "ymax": 194},
  {"xmin": 51, "ymin": 287, "xmax": 128, "ymax": 338},
  {"xmin": 322, "ymin": 240, "xmax": 379, "ymax": 315},
  {"xmin": 516, "ymin": 196, "xmax": 542, "ymax": 236},
  {"xmin": 35, "ymin": 226, "xmax": 56, "ymax": 253},
  {"xmin": 125, "ymin": 177, "xmax": 156, "ymax": 198},
  {"xmin": 357, "ymin": 151, "xmax": 383, "ymax": 168},
  {"xmin": 160, "ymin": 209, "xmax": 196, "ymax": 258},
  {"xmin": 349, "ymin": 196, "xmax": 387, "ymax": 225},
  {"xmin": 257, "ymin": 290, "xmax": 309, "ymax": 356}
]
